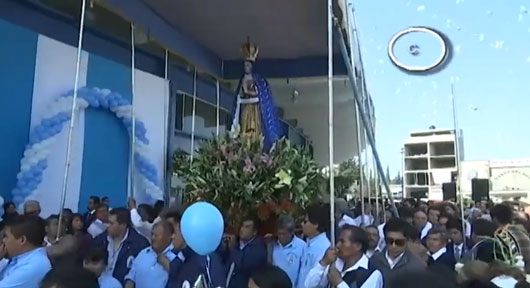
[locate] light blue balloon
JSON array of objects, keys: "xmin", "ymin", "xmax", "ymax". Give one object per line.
[{"xmin": 181, "ymin": 202, "xmax": 224, "ymax": 256}]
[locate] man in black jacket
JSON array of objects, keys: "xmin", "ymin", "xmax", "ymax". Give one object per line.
[
  {"xmin": 91, "ymin": 207, "xmax": 149, "ymax": 286},
  {"xmin": 369, "ymin": 218, "xmax": 425, "ymax": 288},
  {"xmin": 426, "ymin": 228, "xmax": 455, "ymax": 270},
  {"xmin": 223, "ymin": 217, "xmax": 267, "ymax": 288}
]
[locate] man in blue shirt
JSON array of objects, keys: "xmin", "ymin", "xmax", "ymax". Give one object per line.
[
  {"xmin": 124, "ymin": 221, "xmax": 176, "ymax": 288},
  {"xmin": 269, "ymin": 215, "xmax": 305, "ymax": 286},
  {"xmin": 0, "ymin": 215, "xmax": 52, "ymax": 288},
  {"xmin": 297, "ymin": 204, "xmax": 331, "ymax": 288},
  {"xmin": 83, "ymin": 248, "xmax": 122, "ymax": 288},
  {"xmin": 92, "ymin": 207, "xmax": 150, "ymax": 286},
  {"xmin": 224, "ymin": 217, "xmax": 267, "ymax": 288}
]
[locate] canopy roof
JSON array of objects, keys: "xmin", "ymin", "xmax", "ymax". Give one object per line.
[{"xmin": 105, "ymin": 0, "xmax": 345, "ymax": 78}]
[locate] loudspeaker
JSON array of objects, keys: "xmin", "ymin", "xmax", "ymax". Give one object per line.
[
  {"xmin": 472, "ymin": 179, "xmax": 490, "ymax": 202},
  {"xmin": 442, "ymin": 182, "xmax": 457, "ymax": 201}
]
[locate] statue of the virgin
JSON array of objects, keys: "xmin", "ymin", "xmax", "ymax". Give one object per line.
[{"xmin": 230, "ymin": 38, "xmax": 281, "ymax": 149}]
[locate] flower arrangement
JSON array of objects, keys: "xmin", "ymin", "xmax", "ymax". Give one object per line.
[{"xmin": 173, "ymin": 135, "xmax": 324, "ymax": 227}]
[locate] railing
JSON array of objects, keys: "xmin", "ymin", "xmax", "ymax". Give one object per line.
[{"xmin": 278, "ymin": 119, "xmax": 313, "ymax": 152}]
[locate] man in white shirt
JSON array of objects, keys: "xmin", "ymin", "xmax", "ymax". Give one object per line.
[
  {"xmin": 44, "ymin": 215, "xmax": 67, "ymax": 246},
  {"xmin": 364, "ymin": 225, "xmax": 381, "ymax": 258},
  {"xmin": 88, "ymin": 204, "xmax": 110, "ymax": 238},
  {"xmin": 128, "ymin": 198, "xmax": 159, "ymax": 240},
  {"xmin": 413, "ymin": 210, "xmax": 432, "ymax": 240},
  {"xmin": 305, "ymin": 225, "xmax": 383, "ymax": 288}
]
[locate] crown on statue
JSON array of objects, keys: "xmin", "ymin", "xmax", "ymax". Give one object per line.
[{"xmin": 241, "ymin": 37, "xmax": 259, "ymax": 62}]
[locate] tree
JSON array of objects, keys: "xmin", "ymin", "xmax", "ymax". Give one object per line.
[
  {"xmin": 392, "ymin": 171, "xmax": 403, "ymax": 184},
  {"xmin": 386, "ymin": 165, "xmax": 391, "ymax": 183}
]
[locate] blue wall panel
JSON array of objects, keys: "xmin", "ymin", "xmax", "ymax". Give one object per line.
[
  {"xmin": 0, "ymin": 19, "xmax": 38, "ymax": 200},
  {"xmin": 81, "ymin": 54, "xmax": 132, "ymax": 211}
]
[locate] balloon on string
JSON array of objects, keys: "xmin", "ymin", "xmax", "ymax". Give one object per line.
[{"xmin": 181, "ymin": 202, "xmax": 224, "ymax": 256}]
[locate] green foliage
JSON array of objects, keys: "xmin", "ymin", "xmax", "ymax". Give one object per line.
[
  {"xmin": 173, "ymin": 135, "xmax": 324, "ymax": 225},
  {"xmin": 332, "ymin": 158, "xmax": 361, "ymax": 198}
]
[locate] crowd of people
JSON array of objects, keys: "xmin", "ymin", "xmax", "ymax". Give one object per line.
[{"xmin": 0, "ymin": 196, "xmax": 529, "ymax": 288}]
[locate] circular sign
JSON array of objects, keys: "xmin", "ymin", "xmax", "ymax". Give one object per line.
[{"xmin": 388, "ymin": 27, "xmax": 452, "ymax": 74}]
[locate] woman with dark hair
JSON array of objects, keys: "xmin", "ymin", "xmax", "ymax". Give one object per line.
[
  {"xmin": 249, "ymin": 265, "xmax": 292, "ymax": 288},
  {"xmin": 2, "ymin": 202, "xmax": 17, "ymax": 220},
  {"xmin": 0, "ymin": 201, "xmax": 18, "ymax": 230},
  {"xmin": 70, "ymin": 213, "xmax": 93, "ymax": 262}
]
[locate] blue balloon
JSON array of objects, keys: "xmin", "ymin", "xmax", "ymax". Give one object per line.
[{"xmin": 181, "ymin": 202, "xmax": 224, "ymax": 256}]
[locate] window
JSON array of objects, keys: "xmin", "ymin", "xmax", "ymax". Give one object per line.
[{"xmin": 175, "ymin": 93, "xmax": 230, "ymax": 138}]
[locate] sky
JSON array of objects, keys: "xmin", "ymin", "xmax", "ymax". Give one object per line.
[{"xmin": 353, "ymin": 0, "xmax": 530, "ymax": 175}]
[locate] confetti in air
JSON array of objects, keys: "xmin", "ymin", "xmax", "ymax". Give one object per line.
[
  {"xmin": 479, "ymin": 33, "xmax": 485, "ymax": 41},
  {"xmin": 487, "ymin": 10, "xmax": 493, "ymax": 16},
  {"xmin": 455, "ymin": 45, "xmax": 462, "ymax": 53},
  {"xmin": 417, "ymin": 5, "xmax": 425, "ymax": 11},
  {"xmin": 491, "ymin": 41, "xmax": 504, "ymax": 49}
]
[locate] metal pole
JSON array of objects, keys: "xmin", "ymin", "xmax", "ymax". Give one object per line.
[
  {"xmin": 327, "ymin": 0, "xmax": 336, "ymax": 246},
  {"xmin": 129, "ymin": 23, "xmax": 137, "ymax": 199},
  {"xmin": 190, "ymin": 69, "xmax": 197, "ymax": 162},
  {"xmin": 57, "ymin": 0, "xmax": 87, "ymax": 241},
  {"xmin": 452, "ymin": 83, "xmax": 466, "ymax": 250},
  {"xmin": 375, "ymin": 156, "xmax": 380, "ymax": 224},
  {"xmin": 356, "ymin": 106, "xmax": 365, "ymax": 224},
  {"xmin": 163, "ymin": 49, "xmax": 170, "ymax": 205},
  {"xmin": 401, "ymin": 148, "xmax": 405, "ymax": 199},
  {"xmin": 346, "ymin": 4, "xmax": 365, "ymax": 224},
  {"xmin": 336, "ymin": 25, "xmax": 399, "ymax": 217},
  {"xmin": 366, "ymin": 144, "xmax": 371, "ymax": 223},
  {"xmin": 216, "ymin": 80, "xmax": 220, "ymax": 137}
]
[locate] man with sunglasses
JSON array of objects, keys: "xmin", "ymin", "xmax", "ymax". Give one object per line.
[{"xmin": 369, "ymin": 218, "xmax": 424, "ymax": 288}]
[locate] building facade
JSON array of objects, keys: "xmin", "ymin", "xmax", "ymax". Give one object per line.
[
  {"xmin": 403, "ymin": 129, "xmax": 464, "ymax": 200},
  {"xmin": 461, "ymin": 159, "xmax": 530, "ymax": 200}
]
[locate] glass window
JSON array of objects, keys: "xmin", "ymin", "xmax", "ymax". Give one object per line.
[{"xmin": 176, "ymin": 93, "xmax": 230, "ymax": 138}]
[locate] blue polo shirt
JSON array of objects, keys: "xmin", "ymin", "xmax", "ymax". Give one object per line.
[
  {"xmin": 272, "ymin": 236, "xmax": 305, "ymax": 286},
  {"xmin": 125, "ymin": 244, "xmax": 177, "ymax": 288},
  {"xmin": 0, "ymin": 247, "xmax": 51, "ymax": 288},
  {"xmin": 297, "ymin": 233, "xmax": 330, "ymax": 288}
]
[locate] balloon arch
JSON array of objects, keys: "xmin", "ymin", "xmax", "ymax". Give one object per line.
[{"xmin": 11, "ymin": 87, "xmax": 163, "ymax": 205}]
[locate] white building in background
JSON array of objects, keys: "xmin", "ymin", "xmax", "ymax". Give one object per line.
[
  {"xmin": 403, "ymin": 129, "xmax": 464, "ymax": 200},
  {"xmin": 461, "ymin": 159, "xmax": 530, "ymax": 200}
]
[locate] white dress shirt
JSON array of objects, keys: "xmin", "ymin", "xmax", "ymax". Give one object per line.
[
  {"xmin": 88, "ymin": 219, "xmax": 107, "ymax": 238},
  {"xmin": 430, "ymin": 247, "xmax": 447, "ymax": 261},
  {"xmin": 353, "ymin": 215, "xmax": 374, "ymax": 227},
  {"xmin": 338, "ymin": 215, "xmax": 356, "ymax": 228},
  {"xmin": 377, "ymin": 223, "xmax": 386, "ymax": 250},
  {"xmin": 385, "ymin": 251, "xmax": 404, "ymax": 269},
  {"xmin": 366, "ymin": 248, "xmax": 380, "ymax": 259},
  {"xmin": 304, "ymin": 254, "xmax": 383, "ymax": 288},
  {"xmin": 130, "ymin": 209, "xmax": 154, "ymax": 241},
  {"xmin": 103, "ymin": 230, "xmax": 130, "ymax": 277},
  {"xmin": 420, "ymin": 222, "xmax": 433, "ymax": 240}
]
